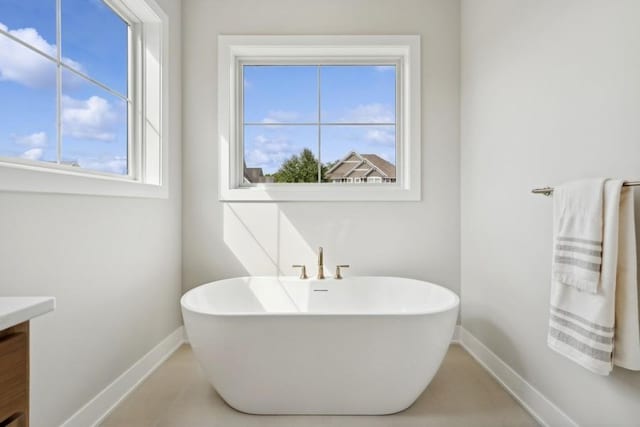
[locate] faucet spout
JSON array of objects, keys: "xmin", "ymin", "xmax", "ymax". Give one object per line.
[{"xmin": 317, "ymin": 247, "xmax": 325, "ymax": 279}]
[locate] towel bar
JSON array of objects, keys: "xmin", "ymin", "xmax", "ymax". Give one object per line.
[{"xmin": 532, "ymin": 181, "xmax": 640, "ymax": 196}]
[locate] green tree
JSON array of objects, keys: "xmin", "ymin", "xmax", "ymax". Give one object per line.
[{"xmin": 274, "ymin": 148, "xmax": 328, "ymax": 183}]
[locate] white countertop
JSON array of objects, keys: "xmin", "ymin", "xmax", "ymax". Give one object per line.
[{"xmin": 0, "ymin": 297, "xmax": 56, "ymax": 331}]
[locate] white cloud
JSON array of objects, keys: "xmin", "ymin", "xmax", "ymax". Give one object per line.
[
  {"xmin": 0, "ymin": 22, "xmax": 84, "ymax": 88},
  {"xmin": 20, "ymin": 148, "xmax": 43, "ymax": 161},
  {"xmin": 374, "ymin": 65, "xmax": 395, "ymax": 73},
  {"xmin": 341, "ymin": 103, "xmax": 394, "ymax": 123},
  {"xmin": 13, "ymin": 131, "xmax": 48, "ymax": 147},
  {"xmin": 62, "ymin": 95, "xmax": 120, "ymax": 141},
  {"xmin": 89, "ymin": 0, "xmax": 109, "ymax": 9},
  {"xmin": 78, "ymin": 156, "xmax": 127, "ymax": 175},
  {"xmin": 364, "ymin": 128, "xmax": 395, "ymax": 145},
  {"xmin": 261, "ymin": 110, "xmax": 301, "ymax": 124},
  {"xmin": 245, "ymin": 134, "xmax": 299, "ymax": 173}
]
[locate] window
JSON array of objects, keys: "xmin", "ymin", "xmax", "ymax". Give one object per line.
[
  {"xmin": 242, "ymin": 64, "xmax": 396, "ymax": 185},
  {"xmin": 0, "ymin": 0, "xmax": 168, "ymax": 197},
  {"xmin": 219, "ymin": 35, "xmax": 421, "ymax": 202}
]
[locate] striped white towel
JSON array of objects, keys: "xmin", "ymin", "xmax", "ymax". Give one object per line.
[
  {"xmin": 613, "ymin": 187, "xmax": 640, "ymax": 370},
  {"xmin": 552, "ymin": 179, "xmax": 606, "ymax": 293},
  {"xmin": 548, "ymin": 179, "xmax": 623, "ymax": 375}
]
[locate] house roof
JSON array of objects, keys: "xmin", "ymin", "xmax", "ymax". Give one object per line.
[
  {"xmin": 244, "ymin": 167, "xmax": 265, "ymax": 182},
  {"xmin": 243, "ymin": 164, "xmax": 274, "ymax": 183},
  {"xmin": 361, "ymin": 154, "xmax": 395, "ymax": 178},
  {"xmin": 325, "ymin": 151, "xmax": 395, "ymax": 179}
]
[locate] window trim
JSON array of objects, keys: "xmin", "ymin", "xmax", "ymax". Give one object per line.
[
  {"xmin": 218, "ymin": 35, "xmax": 421, "ymax": 202},
  {"xmin": 0, "ymin": 0, "xmax": 169, "ymax": 198}
]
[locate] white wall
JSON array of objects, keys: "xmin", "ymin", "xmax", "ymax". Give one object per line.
[
  {"xmin": 182, "ymin": 0, "xmax": 461, "ymax": 296},
  {"xmin": 0, "ymin": 0, "xmax": 182, "ymax": 425},
  {"xmin": 461, "ymin": 0, "xmax": 640, "ymax": 425}
]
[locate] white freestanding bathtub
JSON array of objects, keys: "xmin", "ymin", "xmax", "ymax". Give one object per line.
[{"xmin": 181, "ymin": 276, "xmax": 459, "ymax": 415}]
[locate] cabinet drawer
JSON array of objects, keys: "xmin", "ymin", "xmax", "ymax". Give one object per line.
[
  {"xmin": 0, "ymin": 333, "xmax": 28, "ymax": 424},
  {"xmin": 1, "ymin": 413, "xmax": 25, "ymax": 427}
]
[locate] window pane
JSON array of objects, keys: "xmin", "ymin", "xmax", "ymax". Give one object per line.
[
  {"xmin": 321, "ymin": 125, "xmax": 396, "ymax": 184},
  {"xmin": 0, "ymin": 35, "xmax": 57, "ymax": 163},
  {"xmin": 61, "ymin": 69, "xmax": 128, "ymax": 175},
  {"xmin": 321, "ymin": 65, "xmax": 396, "ymax": 124},
  {"xmin": 61, "ymin": 0, "xmax": 128, "ymax": 95},
  {"xmin": 243, "ymin": 65, "xmax": 317, "ymax": 124},
  {"xmin": 243, "ymin": 125, "xmax": 319, "ymax": 183},
  {"xmin": 0, "ymin": 0, "xmax": 56, "ymax": 55}
]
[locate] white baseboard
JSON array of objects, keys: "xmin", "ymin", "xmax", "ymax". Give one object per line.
[
  {"xmin": 457, "ymin": 327, "xmax": 577, "ymax": 427},
  {"xmin": 451, "ymin": 324, "xmax": 461, "ymax": 343},
  {"xmin": 61, "ymin": 326, "xmax": 186, "ymax": 427},
  {"xmin": 59, "ymin": 324, "xmax": 574, "ymax": 427}
]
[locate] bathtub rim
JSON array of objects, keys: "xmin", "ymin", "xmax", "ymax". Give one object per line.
[{"xmin": 181, "ymin": 275, "xmax": 460, "ymax": 318}]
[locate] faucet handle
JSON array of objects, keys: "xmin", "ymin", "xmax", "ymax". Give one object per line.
[
  {"xmin": 335, "ymin": 265, "xmax": 350, "ymax": 280},
  {"xmin": 292, "ymin": 264, "xmax": 308, "ymax": 279}
]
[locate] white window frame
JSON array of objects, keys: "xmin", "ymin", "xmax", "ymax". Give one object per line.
[
  {"xmin": 218, "ymin": 35, "xmax": 421, "ymax": 202},
  {"xmin": 0, "ymin": 0, "xmax": 169, "ymax": 198}
]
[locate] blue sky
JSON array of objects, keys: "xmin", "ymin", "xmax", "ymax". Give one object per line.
[
  {"xmin": 243, "ymin": 65, "xmax": 396, "ymax": 175},
  {"xmin": 0, "ymin": 0, "xmax": 129, "ymax": 174}
]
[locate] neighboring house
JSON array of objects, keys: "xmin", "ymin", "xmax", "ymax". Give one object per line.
[
  {"xmin": 243, "ymin": 163, "xmax": 275, "ymax": 183},
  {"xmin": 324, "ymin": 151, "xmax": 396, "ymax": 183}
]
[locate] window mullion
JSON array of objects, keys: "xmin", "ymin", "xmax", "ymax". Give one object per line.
[
  {"xmin": 60, "ymin": 63, "xmax": 130, "ymax": 103},
  {"xmin": 55, "ymin": 0, "xmax": 62, "ymax": 165},
  {"xmin": 317, "ymin": 65, "xmax": 321, "ymax": 183},
  {"xmin": 0, "ymin": 28, "xmax": 58, "ymax": 64}
]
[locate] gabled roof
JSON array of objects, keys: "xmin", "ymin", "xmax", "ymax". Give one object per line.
[
  {"xmin": 244, "ymin": 167, "xmax": 265, "ymax": 182},
  {"xmin": 243, "ymin": 161, "xmax": 274, "ymax": 183},
  {"xmin": 325, "ymin": 151, "xmax": 395, "ymax": 179},
  {"xmin": 361, "ymin": 154, "xmax": 395, "ymax": 178}
]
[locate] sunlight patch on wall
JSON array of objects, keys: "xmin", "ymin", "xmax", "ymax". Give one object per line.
[{"xmin": 222, "ymin": 203, "xmax": 317, "ymax": 277}]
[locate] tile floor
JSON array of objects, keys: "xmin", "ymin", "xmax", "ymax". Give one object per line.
[{"xmin": 101, "ymin": 344, "xmax": 538, "ymax": 427}]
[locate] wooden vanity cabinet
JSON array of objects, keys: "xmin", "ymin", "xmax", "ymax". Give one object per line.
[{"xmin": 0, "ymin": 322, "xmax": 29, "ymax": 427}]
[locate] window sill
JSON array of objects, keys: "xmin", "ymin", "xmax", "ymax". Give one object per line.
[
  {"xmin": 220, "ymin": 184, "xmax": 420, "ymax": 202},
  {"xmin": 0, "ymin": 162, "xmax": 168, "ymax": 199}
]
